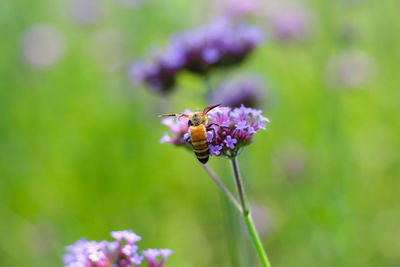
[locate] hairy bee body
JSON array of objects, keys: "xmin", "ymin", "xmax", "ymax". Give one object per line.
[{"xmin": 190, "ymin": 124, "xmax": 209, "ymax": 163}]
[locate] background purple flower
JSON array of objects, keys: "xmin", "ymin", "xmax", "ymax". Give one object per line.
[
  {"xmin": 130, "ymin": 19, "xmax": 265, "ymax": 92},
  {"xmin": 129, "ymin": 59, "xmax": 180, "ymax": 95},
  {"xmin": 63, "ymin": 230, "xmax": 172, "ymax": 267},
  {"xmin": 21, "ymin": 24, "xmax": 65, "ymax": 68},
  {"xmin": 261, "ymin": 0, "xmax": 313, "ymax": 42}
]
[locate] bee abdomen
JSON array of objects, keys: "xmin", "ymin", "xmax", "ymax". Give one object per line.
[{"xmin": 191, "ymin": 139, "xmax": 209, "ymax": 164}]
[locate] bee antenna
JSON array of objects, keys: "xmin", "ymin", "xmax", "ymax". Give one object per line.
[
  {"xmin": 203, "ymin": 103, "xmax": 222, "ymax": 114},
  {"xmin": 158, "ymin": 113, "xmax": 177, "ymax": 118},
  {"xmin": 158, "ymin": 113, "xmax": 189, "ymax": 119}
]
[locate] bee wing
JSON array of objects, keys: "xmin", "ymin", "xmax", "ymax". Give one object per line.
[{"xmin": 203, "ymin": 103, "xmax": 222, "ymax": 114}]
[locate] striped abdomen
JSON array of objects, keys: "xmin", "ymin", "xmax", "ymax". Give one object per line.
[{"xmin": 190, "ymin": 125, "xmax": 209, "ymax": 164}]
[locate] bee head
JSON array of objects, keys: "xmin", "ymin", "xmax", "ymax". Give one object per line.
[{"xmin": 189, "ymin": 111, "xmax": 207, "ymax": 126}]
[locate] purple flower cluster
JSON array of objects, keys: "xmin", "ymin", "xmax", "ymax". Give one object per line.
[
  {"xmin": 130, "ymin": 19, "xmax": 264, "ymax": 93},
  {"xmin": 63, "ymin": 230, "xmax": 172, "ymax": 267},
  {"xmin": 129, "ymin": 52, "xmax": 181, "ymax": 94},
  {"xmin": 160, "ymin": 105, "xmax": 269, "ymax": 158}
]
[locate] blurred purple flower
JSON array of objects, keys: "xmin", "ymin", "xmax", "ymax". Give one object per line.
[
  {"xmin": 129, "ymin": 58, "xmax": 180, "ymax": 95},
  {"xmin": 262, "ymin": 1, "xmax": 312, "ymax": 42},
  {"xmin": 68, "ymin": 0, "xmax": 102, "ymax": 25},
  {"xmin": 160, "ymin": 105, "xmax": 269, "ymax": 158},
  {"xmin": 210, "ymin": 74, "xmax": 265, "ymax": 108},
  {"xmin": 63, "ymin": 230, "xmax": 172, "ymax": 267},
  {"xmin": 130, "ymin": 20, "xmax": 265, "ymax": 92},
  {"xmin": 325, "ymin": 49, "xmax": 376, "ymax": 89},
  {"xmin": 111, "ymin": 230, "xmax": 141, "ymax": 244},
  {"xmin": 21, "ymin": 24, "xmax": 65, "ymax": 68},
  {"xmin": 215, "ymin": 0, "xmax": 261, "ymax": 18}
]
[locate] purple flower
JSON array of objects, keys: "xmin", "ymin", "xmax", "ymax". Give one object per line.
[
  {"xmin": 111, "ymin": 230, "xmax": 141, "ymax": 244},
  {"xmin": 143, "ymin": 248, "xmax": 173, "ymax": 267},
  {"xmin": 159, "ymin": 110, "xmax": 191, "ymax": 147},
  {"xmin": 210, "ymin": 74, "xmax": 265, "ymax": 108},
  {"xmin": 21, "ymin": 24, "xmax": 65, "ymax": 68},
  {"xmin": 129, "ymin": 59, "xmax": 179, "ymax": 95},
  {"xmin": 130, "ymin": 254, "xmax": 144, "ymax": 265},
  {"xmin": 224, "ymin": 135, "xmax": 237, "ymax": 149},
  {"xmin": 160, "ymin": 105, "xmax": 269, "ymax": 158},
  {"xmin": 159, "ymin": 133, "xmax": 172, "ymax": 144},
  {"xmin": 262, "ymin": 1, "xmax": 313, "ymax": 42},
  {"xmin": 209, "ymin": 144, "xmax": 223, "ymax": 156},
  {"xmin": 68, "ymin": 0, "xmax": 102, "ymax": 25},
  {"xmin": 130, "ymin": 20, "xmax": 265, "ymax": 92},
  {"xmin": 202, "ymin": 46, "xmax": 220, "ymax": 63},
  {"xmin": 63, "ymin": 230, "xmax": 172, "ymax": 267}
]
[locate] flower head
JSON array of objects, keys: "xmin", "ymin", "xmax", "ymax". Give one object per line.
[
  {"xmin": 63, "ymin": 230, "xmax": 172, "ymax": 267},
  {"xmin": 160, "ymin": 105, "xmax": 269, "ymax": 158},
  {"xmin": 207, "ymin": 105, "xmax": 269, "ymax": 157},
  {"xmin": 130, "ymin": 20, "xmax": 265, "ymax": 92},
  {"xmin": 167, "ymin": 19, "xmax": 264, "ymax": 74}
]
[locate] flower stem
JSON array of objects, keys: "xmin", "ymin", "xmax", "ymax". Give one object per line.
[
  {"xmin": 201, "ymin": 163, "xmax": 243, "ymax": 214},
  {"xmin": 230, "ymin": 157, "xmax": 248, "ymax": 215},
  {"xmin": 230, "ymin": 158, "xmax": 272, "ymax": 267}
]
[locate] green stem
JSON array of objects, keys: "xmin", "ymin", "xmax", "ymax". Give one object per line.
[
  {"xmin": 230, "ymin": 158, "xmax": 272, "ymax": 267},
  {"xmin": 244, "ymin": 212, "xmax": 271, "ymax": 267}
]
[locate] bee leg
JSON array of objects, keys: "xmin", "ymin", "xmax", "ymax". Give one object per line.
[
  {"xmin": 207, "ymin": 123, "xmax": 229, "ymax": 129},
  {"xmin": 206, "ymin": 125, "xmax": 218, "ymax": 143}
]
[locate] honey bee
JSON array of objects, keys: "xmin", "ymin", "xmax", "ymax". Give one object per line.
[{"xmin": 160, "ymin": 104, "xmax": 221, "ymax": 164}]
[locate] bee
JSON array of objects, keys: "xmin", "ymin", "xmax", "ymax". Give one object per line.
[{"xmin": 160, "ymin": 104, "xmax": 221, "ymax": 164}]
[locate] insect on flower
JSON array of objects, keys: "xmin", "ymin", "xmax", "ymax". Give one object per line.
[{"xmin": 159, "ymin": 104, "xmax": 222, "ymax": 164}]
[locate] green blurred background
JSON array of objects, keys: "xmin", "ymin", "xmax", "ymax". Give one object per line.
[{"xmin": 1, "ymin": 0, "xmax": 400, "ymax": 266}]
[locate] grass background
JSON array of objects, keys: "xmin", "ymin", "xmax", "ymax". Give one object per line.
[{"xmin": 1, "ymin": 0, "xmax": 400, "ymax": 266}]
